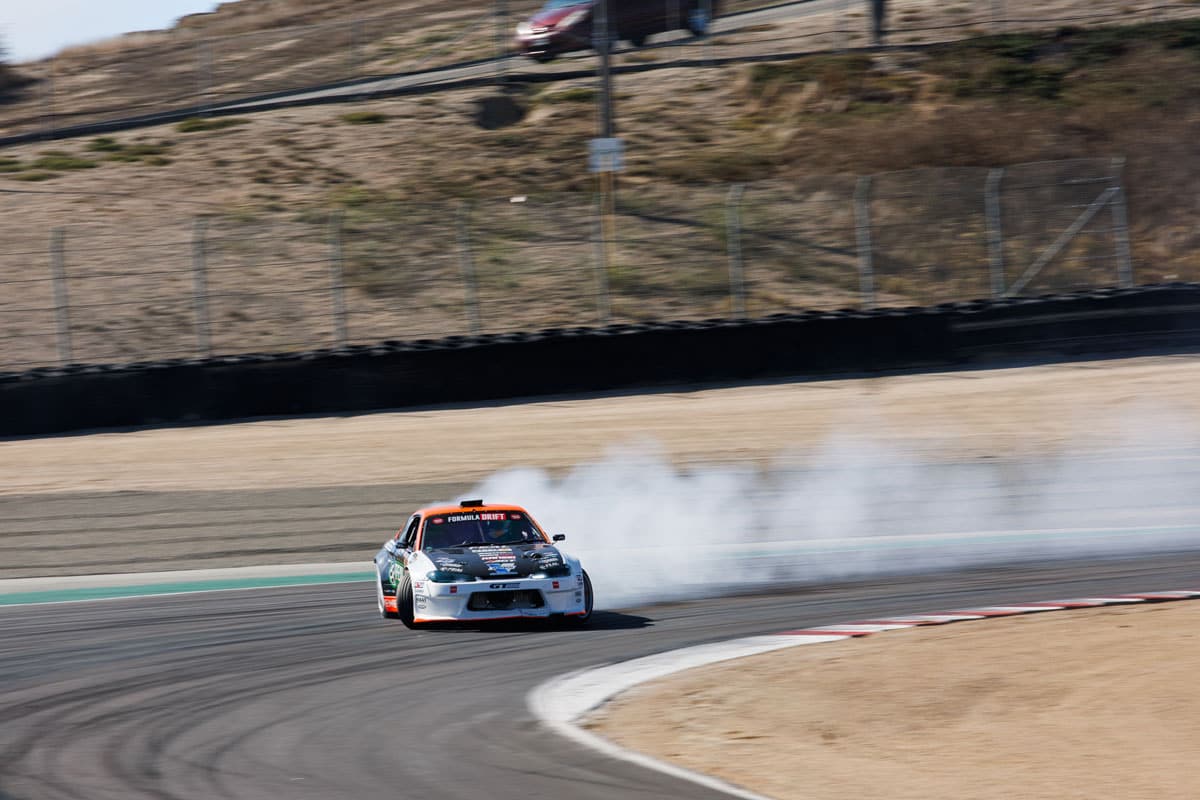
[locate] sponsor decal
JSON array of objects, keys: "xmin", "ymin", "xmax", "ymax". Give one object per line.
[
  {"xmin": 490, "ymin": 583, "xmax": 520, "ymax": 589},
  {"xmin": 431, "ymin": 517, "xmax": 445, "ymax": 524},
  {"xmin": 447, "ymin": 513, "xmax": 480, "ymax": 522},
  {"xmin": 474, "ymin": 545, "xmax": 519, "ymax": 575},
  {"xmin": 479, "ymin": 512, "xmax": 507, "ymax": 521}
]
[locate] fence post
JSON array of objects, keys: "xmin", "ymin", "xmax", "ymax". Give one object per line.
[
  {"xmin": 854, "ymin": 175, "xmax": 875, "ymax": 309},
  {"xmin": 991, "ymin": 0, "xmax": 1006, "ymax": 33},
  {"xmin": 495, "ymin": 0, "xmax": 508, "ymax": 84},
  {"xmin": 191, "ymin": 218, "xmax": 212, "ymax": 358},
  {"xmin": 591, "ymin": 194, "xmax": 612, "ymax": 325},
  {"xmin": 870, "ymin": 0, "xmax": 885, "ymax": 46},
  {"xmin": 43, "ymin": 59, "xmax": 57, "ymax": 141},
  {"xmin": 1110, "ymin": 157, "xmax": 1134, "ymax": 288},
  {"xmin": 347, "ymin": 20, "xmax": 363, "ymax": 80},
  {"xmin": 49, "ymin": 228, "xmax": 72, "ymax": 365},
  {"xmin": 836, "ymin": 0, "xmax": 849, "ymax": 53},
  {"xmin": 726, "ymin": 184, "xmax": 746, "ymax": 319},
  {"xmin": 457, "ymin": 202, "xmax": 482, "ymax": 335},
  {"xmin": 985, "ymin": 168, "xmax": 1005, "ymax": 298},
  {"xmin": 328, "ymin": 211, "xmax": 349, "ymax": 347},
  {"xmin": 702, "ymin": 0, "xmax": 715, "ymax": 65}
]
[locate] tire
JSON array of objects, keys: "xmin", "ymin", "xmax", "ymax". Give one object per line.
[
  {"xmin": 532, "ymin": 52, "xmax": 555, "ymax": 63},
  {"xmin": 687, "ymin": 8, "xmax": 709, "ymax": 36},
  {"xmin": 629, "ymin": 33, "xmax": 647, "ymax": 47},
  {"xmin": 566, "ymin": 570, "xmax": 594, "ymax": 627},
  {"xmin": 397, "ymin": 572, "xmax": 418, "ymax": 629},
  {"xmin": 377, "ymin": 574, "xmax": 399, "ymax": 620}
]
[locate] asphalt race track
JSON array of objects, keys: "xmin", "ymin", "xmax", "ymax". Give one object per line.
[{"xmin": 2, "ymin": 552, "xmax": 1198, "ymax": 800}]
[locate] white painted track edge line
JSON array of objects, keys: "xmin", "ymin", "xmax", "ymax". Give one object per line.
[{"xmin": 534, "ymin": 702, "xmax": 779, "ymax": 800}]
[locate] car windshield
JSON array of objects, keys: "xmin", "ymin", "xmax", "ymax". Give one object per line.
[
  {"xmin": 541, "ymin": 0, "xmax": 590, "ymax": 9},
  {"xmin": 422, "ymin": 510, "xmax": 546, "ymax": 549}
]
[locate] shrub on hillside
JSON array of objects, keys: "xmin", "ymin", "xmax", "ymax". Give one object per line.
[{"xmin": 0, "ymin": 38, "xmax": 35, "ymax": 105}]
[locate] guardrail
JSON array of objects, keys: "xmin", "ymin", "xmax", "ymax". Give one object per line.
[{"xmin": 4, "ymin": 283, "xmax": 1199, "ymax": 436}]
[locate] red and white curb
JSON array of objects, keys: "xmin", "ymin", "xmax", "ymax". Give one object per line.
[{"xmin": 527, "ymin": 591, "xmax": 1200, "ymax": 800}]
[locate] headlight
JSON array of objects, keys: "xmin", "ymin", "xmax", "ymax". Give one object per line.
[{"xmin": 426, "ymin": 571, "xmax": 474, "ymax": 583}]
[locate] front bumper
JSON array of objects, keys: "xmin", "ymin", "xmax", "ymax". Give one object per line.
[
  {"xmin": 413, "ymin": 573, "xmax": 587, "ymax": 623},
  {"xmin": 514, "ymin": 30, "xmax": 588, "ymax": 58}
]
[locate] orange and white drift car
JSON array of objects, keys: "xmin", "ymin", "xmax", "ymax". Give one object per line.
[{"xmin": 373, "ymin": 499, "xmax": 593, "ymax": 628}]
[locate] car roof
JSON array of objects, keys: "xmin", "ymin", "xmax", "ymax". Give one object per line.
[{"xmin": 416, "ymin": 502, "xmax": 532, "ymax": 517}]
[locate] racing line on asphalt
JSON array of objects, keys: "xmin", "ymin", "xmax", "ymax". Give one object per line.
[{"xmin": 2, "ymin": 551, "xmax": 1199, "ymax": 799}]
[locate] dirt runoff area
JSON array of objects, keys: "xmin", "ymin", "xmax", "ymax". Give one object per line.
[
  {"xmin": 6, "ymin": 353, "xmax": 1200, "ymax": 496},
  {"xmin": 590, "ymin": 600, "xmax": 1200, "ymax": 800}
]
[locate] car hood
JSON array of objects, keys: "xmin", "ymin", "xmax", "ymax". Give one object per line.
[
  {"xmin": 425, "ymin": 543, "xmax": 567, "ymax": 579},
  {"xmin": 529, "ymin": 4, "xmax": 591, "ymax": 29}
]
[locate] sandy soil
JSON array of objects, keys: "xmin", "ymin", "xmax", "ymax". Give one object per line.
[
  {"xmin": 4, "ymin": 354, "xmax": 1200, "ymax": 496},
  {"xmin": 591, "ymin": 600, "xmax": 1200, "ymax": 800}
]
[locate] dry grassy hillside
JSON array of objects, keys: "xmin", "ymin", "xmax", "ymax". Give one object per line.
[{"xmin": 3, "ymin": 2, "xmax": 1200, "ymax": 369}]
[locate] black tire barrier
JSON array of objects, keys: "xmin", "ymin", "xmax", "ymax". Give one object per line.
[{"xmin": 4, "ymin": 283, "xmax": 1200, "ymax": 437}]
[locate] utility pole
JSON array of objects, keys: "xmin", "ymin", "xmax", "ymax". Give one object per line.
[
  {"xmin": 595, "ymin": 0, "xmax": 615, "ymax": 139},
  {"xmin": 591, "ymin": 0, "xmax": 622, "ymax": 320},
  {"xmin": 871, "ymin": 0, "xmax": 887, "ymax": 46}
]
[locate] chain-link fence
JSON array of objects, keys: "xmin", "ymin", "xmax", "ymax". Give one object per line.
[
  {"xmin": 5, "ymin": 1, "xmax": 1200, "ymax": 141},
  {"xmin": 0, "ymin": 158, "xmax": 1133, "ymax": 372}
]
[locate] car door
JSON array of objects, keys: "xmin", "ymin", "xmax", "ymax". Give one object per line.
[
  {"xmin": 397, "ymin": 514, "xmax": 421, "ymax": 561},
  {"xmin": 612, "ymin": 0, "xmax": 656, "ymax": 41}
]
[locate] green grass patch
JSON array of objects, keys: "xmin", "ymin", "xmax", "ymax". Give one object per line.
[
  {"xmin": 747, "ymin": 54, "xmax": 873, "ymax": 93},
  {"xmin": 31, "ymin": 152, "xmax": 98, "ymax": 171},
  {"xmin": 537, "ymin": 86, "xmax": 597, "ymax": 104},
  {"xmin": 0, "ymin": 157, "xmax": 23, "ymax": 173},
  {"xmin": 105, "ymin": 142, "xmax": 173, "ymax": 163},
  {"xmin": 86, "ymin": 136, "xmax": 123, "ymax": 152},
  {"xmin": 87, "ymin": 139, "xmax": 175, "ymax": 164},
  {"xmin": 175, "ymin": 116, "xmax": 249, "ymax": 133},
  {"xmin": 745, "ymin": 54, "xmax": 918, "ymax": 109},
  {"xmin": 11, "ymin": 171, "xmax": 57, "ymax": 181},
  {"xmin": 928, "ymin": 22, "xmax": 1200, "ymax": 101},
  {"xmin": 339, "ymin": 111, "xmax": 388, "ymax": 124}
]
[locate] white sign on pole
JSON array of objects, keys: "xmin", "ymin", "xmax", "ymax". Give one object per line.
[{"xmin": 589, "ymin": 137, "xmax": 625, "ymax": 173}]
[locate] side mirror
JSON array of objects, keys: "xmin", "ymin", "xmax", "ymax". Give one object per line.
[
  {"xmin": 384, "ymin": 540, "xmax": 397, "ymax": 554},
  {"xmin": 553, "ymin": 534, "xmax": 566, "ymax": 542}
]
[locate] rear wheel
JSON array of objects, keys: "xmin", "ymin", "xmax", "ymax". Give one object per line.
[{"xmin": 397, "ymin": 572, "xmax": 418, "ymax": 629}]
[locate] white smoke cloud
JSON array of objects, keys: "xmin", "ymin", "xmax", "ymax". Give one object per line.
[{"xmin": 469, "ymin": 414, "xmax": 1200, "ymax": 609}]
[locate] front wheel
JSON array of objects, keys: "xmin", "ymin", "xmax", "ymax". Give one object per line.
[
  {"xmin": 566, "ymin": 570, "xmax": 594, "ymax": 626},
  {"xmin": 397, "ymin": 572, "xmax": 418, "ymax": 629}
]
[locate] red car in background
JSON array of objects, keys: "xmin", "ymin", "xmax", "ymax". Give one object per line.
[{"xmin": 515, "ymin": 0, "xmax": 719, "ymax": 62}]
